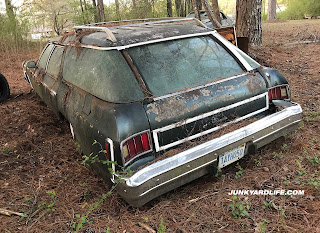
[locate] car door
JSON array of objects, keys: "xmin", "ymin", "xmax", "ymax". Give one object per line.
[{"xmin": 43, "ymin": 45, "xmax": 64, "ymax": 115}]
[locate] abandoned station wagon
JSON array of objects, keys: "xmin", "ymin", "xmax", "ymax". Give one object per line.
[{"xmin": 23, "ymin": 18, "xmax": 302, "ymax": 207}]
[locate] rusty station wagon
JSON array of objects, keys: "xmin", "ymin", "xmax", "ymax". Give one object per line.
[{"xmin": 23, "ymin": 18, "xmax": 302, "ymax": 207}]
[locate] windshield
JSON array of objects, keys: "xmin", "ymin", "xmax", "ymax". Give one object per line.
[{"xmin": 128, "ymin": 36, "xmax": 244, "ymax": 97}]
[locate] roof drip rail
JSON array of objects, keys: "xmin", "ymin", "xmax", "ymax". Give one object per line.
[
  {"xmin": 73, "ymin": 26, "xmax": 117, "ymax": 42},
  {"xmin": 79, "ymin": 17, "xmax": 188, "ymax": 27},
  {"xmin": 73, "ymin": 17, "xmax": 210, "ymax": 43}
]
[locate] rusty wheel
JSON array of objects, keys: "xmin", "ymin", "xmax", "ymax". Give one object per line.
[{"xmin": 0, "ymin": 72, "xmax": 10, "ymax": 103}]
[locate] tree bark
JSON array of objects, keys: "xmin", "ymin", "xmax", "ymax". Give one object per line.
[
  {"xmin": 175, "ymin": 0, "xmax": 185, "ymax": 17},
  {"xmin": 167, "ymin": 0, "xmax": 173, "ymax": 17},
  {"xmin": 211, "ymin": 0, "xmax": 221, "ymax": 24},
  {"xmin": 250, "ymin": 0, "xmax": 262, "ymax": 46},
  {"xmin": 115, "ymin": 0, "xmax": 121, "ymax": 20},
  {"xmin": 4, "ymin": 0, "xmax": 15, "ymax": 21},
  {"xmin": 192, "ymin": 0, "xmax": 201, "ymax": 20},
  {"xmin": 91, "ymin": 0, "xmax": 98, "ymax": 22},
  {"xmin": 195, "ymin": 0, "xmax": 202, "ymax": 11},
  {"xmin": 236, "ymin": 0, "xmax": 251, "ymax": 38},
  {"xmin": 132, "ymin": 0, "xmax": 137, "ymax": 9},
  {"xmin": 201, "ymin": 0, "xmax": 222, "ymax": 28},
  {"xmin": 97, "ymin": 0, "xmax": 105, "ymax": 22},
  {"xmin": 267, "ymin": 0, "xmax": 277, "ymax": 20}
]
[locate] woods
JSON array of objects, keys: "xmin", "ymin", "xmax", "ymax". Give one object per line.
[{"xmin": 0, "ymin": 0, "xmax": 320, "ymax": 53}]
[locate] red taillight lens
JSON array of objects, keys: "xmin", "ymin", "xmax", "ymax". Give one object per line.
[
  {"xmin": 105, "ymin": 143, "xmax": 109, "ymax": 159},
  {"xmin": 268, "ymin": 86, "xmax": 289, "ymax": 101},
  {"xmin": 122, "ymin": 131, "xmax": 152, "ymax": 163}
]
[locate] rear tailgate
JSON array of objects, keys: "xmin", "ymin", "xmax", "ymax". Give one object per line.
[{"xmin": 144, "ymin": 72, "xmax": 268, "ymax": 152}]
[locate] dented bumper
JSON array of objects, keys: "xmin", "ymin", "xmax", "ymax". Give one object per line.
[{"xmin": 116, "ymin": 101, "xmax": 302, "ymax": 207}]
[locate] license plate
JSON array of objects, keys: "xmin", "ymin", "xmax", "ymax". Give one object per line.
[{"xmin": 218, "ymin": 144, "xmax": 246, "ymax": 168}]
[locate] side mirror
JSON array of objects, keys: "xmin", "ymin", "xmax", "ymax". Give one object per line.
[{"xmin": 27, "ymin": 61, "xmax": 36, "ymax": 68}]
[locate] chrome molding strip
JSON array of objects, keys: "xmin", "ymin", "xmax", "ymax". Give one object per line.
[
  {"xmin": 153, "ymin": 92, "xmax": 269, "ymax": 152},
  {"xmin": 106, "ymin": 138, "xmax": 116, "ymax": 182}
]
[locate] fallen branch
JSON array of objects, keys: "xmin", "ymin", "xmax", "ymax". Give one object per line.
[
  {"xmin": 0, "ymin": 208, "xmax": 26, "ymax": 217},
  {"xmin": 137, "ymin": 222, "xmax": 156, "ymax": 233},
  {"xmin": 188, "ymin": 192, "xmax": 218, "ymax": 203},
  {"xmin": 284, "ymin": 40, "xmax": 320, "ymax": 46}
]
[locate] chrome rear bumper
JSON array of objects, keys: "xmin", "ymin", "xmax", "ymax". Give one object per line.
[{"xmin": 116, "ymin": 101, "xmax": 302, "ymax": 207}]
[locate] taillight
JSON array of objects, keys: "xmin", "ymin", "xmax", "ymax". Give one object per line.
[
  {"xmin": 121, "ymin": 131, "xmax": 152, "ymax": 163},
  {"xmin": 105, "ymin": 143, "xmax": 109, "ymax": 160},
  {"xmin": 268, "ymin": 85, "xmax": 289, "ymax": 101}
]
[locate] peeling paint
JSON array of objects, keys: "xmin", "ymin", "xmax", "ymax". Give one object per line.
[
  {"xmin": 147, "ymin": 98, "xmax": 189, "ymax": 122},
  {"xmin": 200, "ymin": 89, "xmax": 211, "ymax": 96}
]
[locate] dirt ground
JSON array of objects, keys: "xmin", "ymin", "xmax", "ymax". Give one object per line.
[{"xmin": 1, "ymin": 20, "xmax": 320, "ymax": 232}]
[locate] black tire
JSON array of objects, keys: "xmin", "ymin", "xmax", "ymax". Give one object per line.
[{"xmin": 0, "ymin": 72, "xmax": 10, "ymax": 103}]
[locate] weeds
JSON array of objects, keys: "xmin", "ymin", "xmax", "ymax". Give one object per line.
[
  {"xmin": 38, "ymin": 191, "xmax": 57, "ymax": 212},
  {"xmin": 259, "ymin": 219, "xmax": 269, "ymax": 233},
  {"xmin": 234, "ymin": 163, "xmax": 243, "ymax": 179},
  {"xmin": 1, "ymin": 146, "xmax": 10, "ymax": 154},
  {"xmin": 307, "ymin": 154, "xmax": 320, "ymax": 166},
  {"xmin": 254, "ymin": 156, "xmax": 263, "ymax": 167},
  {"xmin": 229, "ymin": 196, "xmax": 250, "ymax": 219},
  {"xmin": 157, "ymin": 218, "xmax": 167, "ymax": 233}
]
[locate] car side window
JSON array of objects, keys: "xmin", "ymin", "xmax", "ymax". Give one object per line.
[
  {"xmin": 38, "ymin": 44, "xmax": 54, "ymax": 69},
  {"xmin": 47, "ymin": 46, "xmax": 64, "ymax": 78},
  {"xmin": 63, "ymin": 47, "xmax": 144, "ymax": 103}
]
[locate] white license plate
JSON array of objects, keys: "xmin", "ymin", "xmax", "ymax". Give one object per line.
[{"xmin": 218, "ymin": 144, "xmax": 246, "ymax": 169}]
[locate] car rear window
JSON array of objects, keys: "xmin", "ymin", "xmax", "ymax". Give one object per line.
[
  {"xmin": 63, "ymin": 47, "xmax": 144, "ymax": 103},
  {"xmin": 128, "ymin": 36, "xmax": 244, "ymax": 97},
  {"xmin": 47, "ymin": 46, "xmax": 64, "ymax": 78},
  {"xmin": 38, "ymin": 44, "xmax": 54, "ymax": 69}
]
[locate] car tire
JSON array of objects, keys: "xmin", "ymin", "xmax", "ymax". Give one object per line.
[{"xmin": 0, "ymin": 72, "xmax": 10, "ymax": 103}]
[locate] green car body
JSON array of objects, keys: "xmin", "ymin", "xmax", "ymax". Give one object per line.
[{"xmin": 23, "ymin": 19, "xmax": 302, "ymax": 207}]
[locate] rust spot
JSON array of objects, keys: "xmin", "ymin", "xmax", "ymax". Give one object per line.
[
  {"xmin": 185, "ymin": 89, "xmax": 201, "ymax": 98},
  {"xmin": 241, "ymin": 75, "xmax": 264, "ymax": 93},
  {"xmin": 34, "ymin": 68, "xmax": 46, "ymax": 84},
  {"xmin": 147, "ymin": 98, "xmax": 189, "ymax": 122}
]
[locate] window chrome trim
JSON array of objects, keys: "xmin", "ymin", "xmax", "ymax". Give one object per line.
[
  {"xmin": 152, "ymin": 92, "xmax": 269, "ymax": 152},
  {"xmin": 212, "ymin": 31, "xmax": 253, "ymax": 71}
]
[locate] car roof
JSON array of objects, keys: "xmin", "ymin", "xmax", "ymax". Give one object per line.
[{"xmin": 53, "ymin": 19, "xmax": 213, "ymax": 48}]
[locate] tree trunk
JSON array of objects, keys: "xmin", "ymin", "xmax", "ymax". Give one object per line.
[
  {"xmin": 196, "ymin": 0, "xmax": 202, "ymax": 10},
  {"xmin": 4, "ymin": 0, "xmax": 15, "ymax": 21},
  {"xmin": 250, "ymin": 0, "xmax": 262, "ymax": 46},
  {"xmin": 167, "ymin": 0, "xmax": 173, "ymax": 17},
  {"xmin": 175, "ymin": 0, "xmax": 185, "ymax": 17},
  {"xmin": 236, "ymin": 0, "xmax": 251, "ymax": 38},
  {"xmin": 92, "ymin": 0, "xmax": 99, "ymax": 22},
  {"xmin": 192, "ymin": 0, "xmax": 201, "ymax": 20},
  {"xmin": 132, "ymin": 0, "xmax": 137, "ymax": 9},
  {"xmin": 267, "ymin": 0, "xmax": 277, "ymax": 20},
  {"xmin": 97, "ymin": 0, "xmax": 104, "ymax": 22},
  {"xmin": 211, "ymin": 0, "xmax": 221, "ymax": 24},
  {"xmin": 115, "ymin": 0, "xmax": 121, "ymax": 20},
  {"xmin": 186, "ymin": 0, "xmax": 192, "ymax": 15},
  {"xmin": 201, "ymin": 0, "xmax": 222, "ymax": 28}
]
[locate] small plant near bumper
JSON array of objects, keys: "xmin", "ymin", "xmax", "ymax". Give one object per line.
[
  {"xmin": 229, "ymin": 196, "xmax": 250, "ymax": 219},
  {"xmin": 234, "ymin": 163, "xmax": 243, "ymax": 179}
]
